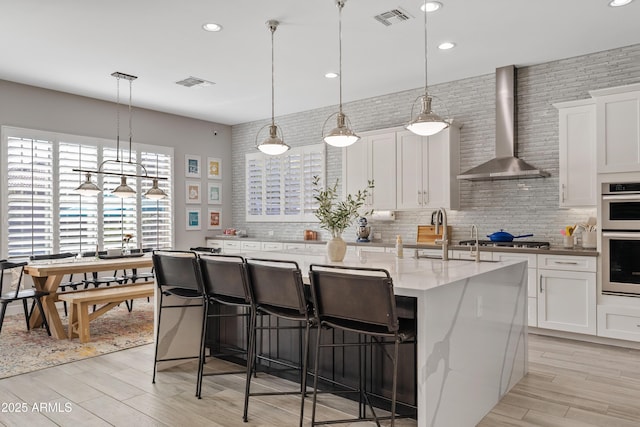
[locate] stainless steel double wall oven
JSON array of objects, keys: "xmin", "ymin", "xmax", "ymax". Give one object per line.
[{"xmin": 601, "ymin": 182, "xmax": 640, "ymax": 296}]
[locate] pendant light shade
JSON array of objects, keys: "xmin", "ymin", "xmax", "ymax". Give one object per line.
[
  {"xmin": 256, "ymin": 20, "xmax": 290, "ymax": 155},
  {"xmin": 406, "ymin": 95, "xmax": 449, "ymax": 136},
  {"xmin": 406, "ymin": 1, "xmax": 449, "ymax": 136},
  {"xmin": 322, "ymin": 0, "xmax": 359, "ymax": 148},
  {"xmin": 144, "ymin": 178, "xmax": 168, "ymax": 200},
  {"xmin": 112, "ymin": 176, "xmax": 136, "ymax": 198},
  {"xmin": 75, "ymin": 172, "xmax": 102, "ymax": 196}
]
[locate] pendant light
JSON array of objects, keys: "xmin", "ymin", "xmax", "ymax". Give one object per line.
[
  {"xmin": 256, "ymin": 20, "xmax": 290, "ymax": 156},
  {"xmin": 406, "ymin": 0, "xmax": 449, "ymax": 136},
  {"xmin": 73, "ymin": 72, "xmax": 168, "ymax": 199},
  {"xmin": 322, "ymin": 0, "xmax": 359, "ymax": 148}
]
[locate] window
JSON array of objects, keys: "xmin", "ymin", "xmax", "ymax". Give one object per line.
[
  {"xmin": 245, "ymin": 144, "xmax": 325, "ymax": 222},
  {"xmin": 1, "ymin": 127, "xmax": 173, "ymax": 259}
]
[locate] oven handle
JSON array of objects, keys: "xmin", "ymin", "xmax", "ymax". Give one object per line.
[
  {"xmin": 602, "ymin": 231, "xmax": 640, "ymax": 239},
  {"xmin": 602, "ymin": 194, "xmax": 640, "ymax": 201}
]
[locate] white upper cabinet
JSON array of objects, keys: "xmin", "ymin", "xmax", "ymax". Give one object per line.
[
  {"xmin": 590, "ymin": 83, "xmax": 640, "ymax": 173},
  {"xmin": 396, "ymin": 126, "xmax": 460, "ymax": 210},
  {"xmin": 343, "ymin": 130, "xmax": 397, "ymax": 210},
  {"xmin": 554, "ymin": 99, "xmax": 597, "ymax": 207}
]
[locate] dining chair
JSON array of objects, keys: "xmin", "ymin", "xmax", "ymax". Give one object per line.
[
  {"xmin": 308, "ymin": 264, "xmax": 415, "ymax": 426},
  {"xmin": 0, "ymin": 261, "xmax": 51, "ymax": 336},
  {"xmin": 196, "ymin": 254, "xmax": 252, "ymax": 399},
  {"xmin": 151, "ymin": 250, "xmax": 206, "ymax": 387},
  {"xmin": 29, "ymin": 252, "xmax": 81, "ymax": 316},
  {"xmin": 243, "ymin": 258, "xmax": 314, "ymax": 426}
]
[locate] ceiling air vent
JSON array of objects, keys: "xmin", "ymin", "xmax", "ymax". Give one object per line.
[
  {"xmin": 374, "ymin": 8, "xmax": 412, "ymax": 26},
  {"xmin": 175, "ymin": 76, "xmax": 215, "ymax": 88}
]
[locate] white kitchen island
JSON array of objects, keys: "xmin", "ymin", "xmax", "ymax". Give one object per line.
[{"xmin": 158, "ymin": 248, "xmax": 528, "ymax": 427}]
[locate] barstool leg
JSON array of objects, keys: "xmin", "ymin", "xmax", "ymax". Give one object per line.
[
  {"xmin": 298, "ymin": 321, "xmax": 311, "ymax": 427},
  {"xmin": 391, "ymin": 339, "xmax": 399, "ymax": 427},
  {"xmin": 152, "ymin": 292, "xmax": 164, "ymax": 384},
  {"xmin": 243, "ymin": 310, "xmax": 257, "ymax": 422},
  {"xmin": 196, "ymin": 298, "xmax": 210, "ymax": 398},
  {"xmin": 310, "ymin": 325, "xmax": 323, "ymax": 426}
]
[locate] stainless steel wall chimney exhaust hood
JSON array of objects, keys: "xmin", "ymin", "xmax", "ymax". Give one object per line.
[{"xmin": 457, "ymin": 65, "xmax": 549, "ymax": 181}]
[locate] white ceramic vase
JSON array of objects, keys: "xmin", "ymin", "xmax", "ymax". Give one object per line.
[{"xmin": 326, "ymin": 235, "xmax": 347, "ymax": 262}]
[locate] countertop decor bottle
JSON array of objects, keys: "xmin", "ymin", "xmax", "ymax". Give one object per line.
[{"xmin": 396, "ymin": 235, "xmax": 403, "ymax": 258}]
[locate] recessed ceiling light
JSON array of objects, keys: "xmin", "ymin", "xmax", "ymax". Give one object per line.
[
  {"xmin": 325, "ymin": 72, "xmax": 339, "ymax": 79},
  {"xmin": 608, "ymin": 0, "xmax": 633, "ymax": 6},
  {"xmin": 438, "ymin": 41, "xmax": 456, "ymax": 50},
  {"xmin": 202, "ymin": 23, "xmax": 223, "ymax": 32},
  {"xmin": 420, "ymin": 1, "xmax": 443, "ymax": 12}
]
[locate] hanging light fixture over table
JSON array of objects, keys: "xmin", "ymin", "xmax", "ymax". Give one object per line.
[
  {"xmin": 322, "ymin": 0, "xmax": 359, "ymax": 148},
  {"xmin": 73, "ymin": 72, "xmax": 168, "ymax": 199},
  {"xmin": 406, "ymin": 1, "xmax": 449, "ymax": 136},
  {"xmin": 256, "ymin": 20, "xmax": 290, "ymax": 156}
]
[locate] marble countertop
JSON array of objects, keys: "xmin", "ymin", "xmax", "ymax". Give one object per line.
[
  {"xmin": 234, "ymin": 249, "xmax": 526, "ymax": 298},
  {"xmin": 205, "ymin": 235, "xmax": 598, "ymax": 257}
]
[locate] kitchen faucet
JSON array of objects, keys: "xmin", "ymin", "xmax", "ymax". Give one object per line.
[
  {"xmin": 470, "ymin": 224, "xmax": 480, "ymax": 262},
  {"xmin": 434, "ymin": 207, "xmax": 449, "ymax": 261}
]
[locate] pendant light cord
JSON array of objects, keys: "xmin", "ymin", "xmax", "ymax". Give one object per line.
[
  {"xmin": 270, "ymin": 23, "xmax": 276, "ymax": 127},
  {"xmin": 116, "ymin": 76, "xmax": 121, "ymax": 162},
  {"xmin": 423, "ymin": 0, "xmax": 429, "ymax": 94},
  {"xmin": 337, "ymin": 0, "xmax": 344, "ymax": 114},
  {"xmin": 128, "ymin": 79, "xmax": 133, "ymax": 164}
]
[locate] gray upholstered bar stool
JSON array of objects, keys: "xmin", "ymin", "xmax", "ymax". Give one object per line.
[
  {"xmin": 151, "ymin": 250, "xmax": 206, "ymax": 390},
  {"xmin": 243, "ymin": 258, "xmax": 314, "ymax": 427},
  {"xmin": 308, "ymin": 264, "xmax": 415, "ymax": 426},
  {"xmin": 196, "ymin": 254, "xmax": 252, "ymax": 399}
]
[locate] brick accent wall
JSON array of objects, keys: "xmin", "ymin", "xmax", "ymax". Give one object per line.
[{"xmin": 231, "ymin": 44, "xmax": 640, "ymax": 246}]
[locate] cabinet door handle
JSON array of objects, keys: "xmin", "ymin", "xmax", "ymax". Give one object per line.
[
  {"xmin": 417, "ymin": 191, "xmax": 422, "ymax": 206},
  {"xmin": 423, "ymin": 191, "xmax": 428, "ymax": 205},
  {"xmin": 553, "ymin": 261, "xmax": 579, "ymax": 265},
  {"xmin": 539, "ymin": 274, "xmax": 543, "ymax": 293},
  {"xmin": 561, "ymin": 184, "xmax": 565, "ymax": 203}
]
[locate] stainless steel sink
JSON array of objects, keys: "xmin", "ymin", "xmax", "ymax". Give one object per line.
[{"xmin": 416, "ymin": 255, "xmax": 498, "ymax": 263}]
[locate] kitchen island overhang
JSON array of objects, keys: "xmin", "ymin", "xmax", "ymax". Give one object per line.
[{"xmin": 158, "ymin": 250, "xmax": 528, "ymax": 426}]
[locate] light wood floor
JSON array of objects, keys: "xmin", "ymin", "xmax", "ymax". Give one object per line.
[{"xmin": 0, "ymin": 333, "xmax": 639, "ymax": 426}]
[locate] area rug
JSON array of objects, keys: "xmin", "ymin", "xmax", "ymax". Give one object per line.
[{"xmin": 0, "ymin": 301, "xmax": 154, "ymax": 379}]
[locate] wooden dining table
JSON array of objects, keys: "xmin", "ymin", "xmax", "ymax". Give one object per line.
[{"xmin": 25, "ymin": 255, "xmax": 154, "ymax": 339}]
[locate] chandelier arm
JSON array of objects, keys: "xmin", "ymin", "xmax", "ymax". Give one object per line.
[
  {"xmin": 428, "ymin": 93, "xmax": 452, "ymax": 122},
  {"xmin": 321, "ymin": 111, "xmax": 339, "ymax": 136}
]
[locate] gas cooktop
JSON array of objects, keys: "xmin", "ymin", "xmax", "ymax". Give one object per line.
[{"xmin": 458, "ymin": 240, "xmax": 550, "ymax": 249}]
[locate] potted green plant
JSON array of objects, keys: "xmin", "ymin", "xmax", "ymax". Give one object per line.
[{"xmin": 312, "ymin": 176, "xmax": 373, "ymax": 261}]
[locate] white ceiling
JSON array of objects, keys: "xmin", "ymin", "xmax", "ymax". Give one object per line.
[{"xmin": 1, "ymin": 0, "xmax": 639, "ymax": 126}]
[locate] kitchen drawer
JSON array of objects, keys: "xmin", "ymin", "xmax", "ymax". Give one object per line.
[
  {"xmin": 262, "ymin": 242, "xmax": 284, "ymax": 251},
  {"xmin": 597, "ymin": 305, "xmax": 640, "ymax": 342},
  {"xmin": 284, "ymin": 243, "xmax": 306, "ymax": 250},
  {"xmin": 206, "ymin": 239, "xmax": 223, "ymax": 250},
  {"xmin": 452, "ymin": 249, "xmax": 492, "ymax": 261},
  {"xmin": 538, "ymin": 254, "xmax": 596, "ymax": 272},
  {"xmin": 493, "ymin": 252, "xmax": 537, "ymax": 269},
  {"xmin": 305, "ymin": 243, "xmax": 325, "ymax": 253},
  {"xmin": 223, "ymin": 240, "xmax": 241, "ymax": 253},
  {"xmin": 241, "ymin": 241, "xmax": 261, "ymax": 251}
]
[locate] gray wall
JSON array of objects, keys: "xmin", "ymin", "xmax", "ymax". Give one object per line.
[
  {"xmin": 0, "ymin": 80, "xmax": 232, "ymax": 251},
  {"xmin": 231, "ymin": 44, "xmax": 640, "ymax": 246}
]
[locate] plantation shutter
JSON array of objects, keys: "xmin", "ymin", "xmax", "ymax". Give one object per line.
[
  {"xmin": 140, "ymin": 151, "xmax": 172, "ymax": 249},
  {"xmin": 58, "ymin": 142, "xmax": 99, "ymax": 254},
  {"xmin": 101, "ymin": 147, "xmax": 137, "ymax": 250},
  {"xmin": 245, "ymin": 144, "xmax": 324, "ymax": 222},
  {"xmin": 6, "ymin": 137, "xmax": 54, "ymax": 258}
]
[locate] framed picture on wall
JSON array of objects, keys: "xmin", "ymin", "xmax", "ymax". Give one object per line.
[
  {"xmin": 207, "ymin": 209, "xmax": 221, "ymax": 230},
  {"xmin": 186, "ymin": 207, "xmax": 201, "ymax": 230},
  {"xmin": 207, "ymin": 157, "xmax": 222, "ymax": 179},
  {"xmin": 185, "ymin": 181, "xmax": 201, "ymax": 204},
  {"xmin": 207, "ymin": 182, "xmax": 222, "ymax": 204},
  {"xmin": 185, "ymin": 154, "xmax": 201, "ymax": 178}
]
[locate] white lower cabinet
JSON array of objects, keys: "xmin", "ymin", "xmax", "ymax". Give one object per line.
[
  {"xmin": 284, "ymin": 243, "xmax": 306, "ymax": 250},
  {"xmin": 452, "ymin": 249, "xmax": 493, "ymax": 262},
  {"xmin": 261, "ymin": 242, "xmax": 284, "ymax": 251},
  {"xmin": 597, "ymin": 305, "xmax": 640, "ymax": 342},
  {"xmin": 241, "ymin": 240, "xmax": 262, "ymax": 252},
  {"xmin": 537, "ymin": 255, "xmax": 596, "ymax": 335},
  {"xmin": 223, "ymin": 240, "xmax": 242, "ymax": 254}
]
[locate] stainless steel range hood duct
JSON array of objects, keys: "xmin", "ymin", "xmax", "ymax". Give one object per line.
[{"xmin": 457, "ymin": 65, "xmax": 549, "ymax": 181}]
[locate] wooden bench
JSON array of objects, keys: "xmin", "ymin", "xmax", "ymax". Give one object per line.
[{"xmin": 58, "ymin": 282, "xmax": 155, "ymax": 343}]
